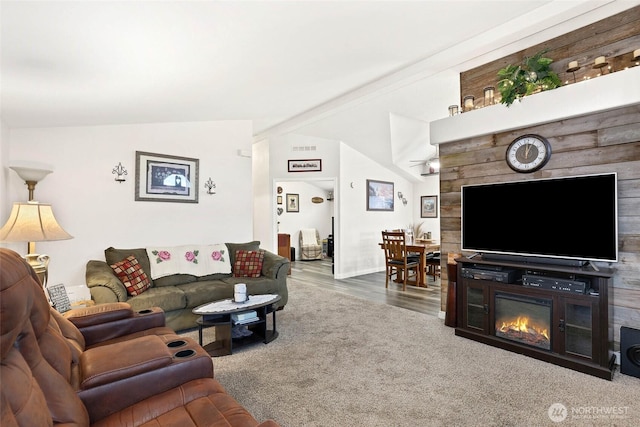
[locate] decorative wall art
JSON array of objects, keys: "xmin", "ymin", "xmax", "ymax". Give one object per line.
[
  {"xmin": 286, "ymin": 193, "xmax": 299, "ymax": 212},
  {"xmin": 135, "ymin": 151, "xmax": 199, "ymax": 203},
  {"xmin": 367, "ymin": 179, "xmax": 394, "ymax": 211},
  {"xmin": 277, "ymin": 195, "xmax": 283, "ymax": 205},
  {"xmin": 288, "ymin": 159, "xmax": 322, "ymax": 172},
  {"xmin": 421, "ymin": 195, "xmax": 438, "ymax": 218}
]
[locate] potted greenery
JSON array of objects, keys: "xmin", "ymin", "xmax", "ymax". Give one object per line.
[{"xmin": 497, "ymin": 50, "xmax": 562, "ymax": 106}]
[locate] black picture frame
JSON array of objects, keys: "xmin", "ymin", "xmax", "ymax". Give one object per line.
[
  {"xmin": 421, "ymin": 195, "xmax": 438, "ymax": 218},
  {"xmin": 288, "ymin": 159, "xmax": 322, "ymax": 172},
  {"xmin": 286, "ymin": 193, "xmax": 299, "ymax": 212}
]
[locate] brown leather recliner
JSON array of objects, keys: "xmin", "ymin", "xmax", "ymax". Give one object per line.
[{"xmin": 0, "ymin": 248, "xmax": 280, "ymax": 427}]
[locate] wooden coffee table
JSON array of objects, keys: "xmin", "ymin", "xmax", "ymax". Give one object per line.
[{"xmin": 192, "ymin": 294, "xmax": 281, "ymax": 356}]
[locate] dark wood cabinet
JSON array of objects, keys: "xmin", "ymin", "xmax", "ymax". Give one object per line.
[
  {"xmin": 277, "ymin": 233, "xmax": 291, "ymax": 275},
  {"xmin": 455, "ymin": 256, "xmax": 614, "ymax": 380}
]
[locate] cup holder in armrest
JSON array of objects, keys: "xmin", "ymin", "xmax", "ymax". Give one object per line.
[
  {"xmin": 137, "ymin": 309, "xmax": 153, "ymax": 314},
  {"xmin": 167, "ymin": 340, "xmax": 187, "ymax": 348},
  {"xmin": 174, "ymin": 349, "xmax": 196, "ymax": 358}
]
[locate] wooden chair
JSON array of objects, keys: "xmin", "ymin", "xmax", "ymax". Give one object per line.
[
  {"xmin": 381, "ymin": 231, "xmax": 420, "ymax": 291},
  {"xmin": 425, "ymin": 252, "xmax": 441, "ymax": 281}
]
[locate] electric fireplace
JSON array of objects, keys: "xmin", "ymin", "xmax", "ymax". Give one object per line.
[
  {"xmin": 455, "ymin": 255, "xmax": 616, "ymax": 380},
  {"xmin": 494, "ymin": 292, "xmax": 551, "ymax": 351}
]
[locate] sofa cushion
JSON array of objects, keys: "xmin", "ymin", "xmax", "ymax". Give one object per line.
[
  {"xmin": 154, "ymin": 274, "xmax": 198, "ymax": 287},
  {"xmin": 177, "ymin": 280, "xmax": 233, "ymax": 309},
  {"xmin": 125, "ymin": 286, "xmax": 187, "ymax": 312},
  {"xmin": 226, "ymin": 241, "xmax": 260, "ymax": 267},
  {"xmin": 233, "ymin": 250, "xmax": 265, "ymax": 278},
  {"xmin": 221, "ymin": 276, "xmax": 281, "ymax": 297},
  {"xmin": 110, "ymin": 256, "xmax": 152, "ymax": 296}
]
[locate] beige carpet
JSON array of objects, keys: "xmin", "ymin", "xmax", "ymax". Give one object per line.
[{"xmin": 181, "ymin": 284, "xmax": 640, "ymax": 426}]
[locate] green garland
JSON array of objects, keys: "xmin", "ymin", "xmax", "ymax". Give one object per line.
[{"xmin": 497, "ymin": 50, "xmax": 562, "ymax": 106}]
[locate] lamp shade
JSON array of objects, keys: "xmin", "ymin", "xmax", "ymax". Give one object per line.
[
  {"xmin": 9, "ymin": 166, "xmax": 52, "ymax": 182},
  {"xmin": 0, "ymin": 202, "xmax": 73, "ymax": 243}
]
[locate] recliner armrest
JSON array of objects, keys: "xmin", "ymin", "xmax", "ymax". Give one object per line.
[
  {"xmin": 80, "ymin": 335, "xmax": 173, "ymax": 389},
  {"xmin": 64, "ymin": 302, "xmax": 134, "ymax": 327},
  {"xmin": 64, "ymin": 304, "xmax": 166, "ymax": 347}
]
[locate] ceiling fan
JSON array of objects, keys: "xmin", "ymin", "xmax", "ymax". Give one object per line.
[{"xmin": 409, "ymin": 145, "xmax": 440, "ymax": 176}]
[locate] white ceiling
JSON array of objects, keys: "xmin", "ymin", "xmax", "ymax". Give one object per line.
[{"xmin": 2, "ymin": 1, "xmax": 636, "ymax": 178}]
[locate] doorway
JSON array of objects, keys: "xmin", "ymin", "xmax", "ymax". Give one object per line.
[{"xmin": 275, "ymin": 178, "xmax": 336, "ymax": 276}]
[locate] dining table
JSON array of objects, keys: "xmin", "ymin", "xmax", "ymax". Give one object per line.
[{"xmin": 379, "ymin": 239, "xmax": 440, "ymax": 287}]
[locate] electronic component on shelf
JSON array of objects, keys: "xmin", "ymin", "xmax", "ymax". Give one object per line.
[
  {"xmin": 460, "ymin": 267, "xmax": 519, "ymax": 283},
  {"xmin": 522, "ymin": 274, "xmax": 587, "ymax": 294}
]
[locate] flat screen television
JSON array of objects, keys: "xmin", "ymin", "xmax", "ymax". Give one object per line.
[{"xmin": 461, "ymin": 172, "xmax": 618, "ymax": 265}]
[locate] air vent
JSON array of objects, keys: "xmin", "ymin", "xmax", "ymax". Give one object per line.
[{"xmin": 292, "ymin": 145, "xmax": 317, "ymax": 152}]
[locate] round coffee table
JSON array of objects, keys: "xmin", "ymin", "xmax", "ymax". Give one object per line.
[{"xmin": 192, "ymin": 294, "xmax": 281, "ymax": 356}]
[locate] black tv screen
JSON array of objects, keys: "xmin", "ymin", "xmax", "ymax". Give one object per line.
[{"xmin": 461, "ymin": 173, "xmax": 618, "ymax": 263}]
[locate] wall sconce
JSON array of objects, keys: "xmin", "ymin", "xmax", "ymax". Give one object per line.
[
  {"xmin": 463, "ymin": 95, "xmax": 475, "ymax": 112},
  {"xmin": 448, "ymin": 105, "xmax": 459, "ymax": 116},
  {"xmin": 397, "ymin": 192, "xmax": 407, "ymax": 206},
  {"xmin": 204, "ymin": 178, "xmax": 216, "ymax": 194},
  {"xmin": 483, "ymin": 86, "xmax": 495, "ymax": 106},
  {"xmin": 112, "ymin": 162, "xmax": 127, "ymax": 183}
]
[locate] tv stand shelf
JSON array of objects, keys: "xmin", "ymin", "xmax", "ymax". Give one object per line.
[{"xmin": 455, "ymin": 256, "xmax": 615, "ymax": 380}]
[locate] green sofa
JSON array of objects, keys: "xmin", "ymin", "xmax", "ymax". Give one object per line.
[{"xmin": 85, "ymin": 241, "xmax": 289, "ymax": 331}]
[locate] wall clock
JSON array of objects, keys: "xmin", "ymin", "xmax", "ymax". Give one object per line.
[{"xmin": 506, "ymin": 134, "xmax": 551, "ymax": 173}]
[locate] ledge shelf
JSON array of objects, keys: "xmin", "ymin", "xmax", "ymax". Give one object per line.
[{"xmin": 430, "ymin": 66, "xmax": 640, "ymax": 145}]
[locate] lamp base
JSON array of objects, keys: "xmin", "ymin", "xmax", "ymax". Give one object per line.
[{"xmin": 24, "ymin": 253, "xmax": 49, "ymax": 288}]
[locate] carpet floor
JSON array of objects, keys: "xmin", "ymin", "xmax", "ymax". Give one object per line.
[{"xmin": 181, "ymin": 284, "xmax": 640, "ymax": 427}]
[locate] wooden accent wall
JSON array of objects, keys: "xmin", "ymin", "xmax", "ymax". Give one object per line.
[
  {"xmin": 460, "ymin": 6, "xmax": 640, "ymax": 108},
  {"xmin": 439, "ymin": 104, "xmax": 640, "ymax": 347}
]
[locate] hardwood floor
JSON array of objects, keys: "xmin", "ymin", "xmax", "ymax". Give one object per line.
[{"xmin": 288, "ymin": 258, "xmax": 442, "ymax": 317}]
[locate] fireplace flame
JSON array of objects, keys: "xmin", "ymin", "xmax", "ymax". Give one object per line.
[{"xmin": 498, "ymin": 316, "xmax": 549, "ymax": 341}]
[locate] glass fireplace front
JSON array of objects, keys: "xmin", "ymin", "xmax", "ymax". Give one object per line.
[{"xmin": 495, "ymin": 292, "xmax": 552, "ymax": 351}]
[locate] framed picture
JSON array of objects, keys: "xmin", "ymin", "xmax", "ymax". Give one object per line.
[
  {"xmin": 367, "ymin": 179, "xmax": 394, "ymax": 211},
  {"xmin": 421, "ymin": 195, "xmax": 438, "ymax": 218},
  {"xmin": 277, "ymin": 195, "xmax": 283, "ymax": 205},
  {"xmin": 135, "ymin": 151, "xmax": 199, "ymax": 203},
  {"xmin": 288, "ymin": 159, "xmax": 322, "ymax": 172},
  {"xmin": 286, "ymin": 193, "xmax": 299, "ymax": 212}
]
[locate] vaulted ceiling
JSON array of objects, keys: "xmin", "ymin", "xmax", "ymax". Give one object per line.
[{"xmin": 2, "ymin": 1, "xmax": 635, "ymax": 179}]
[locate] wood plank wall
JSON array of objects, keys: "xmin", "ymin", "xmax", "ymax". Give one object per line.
[
  {"xmin": 439, "ymin": 104, "xmax": 640, "ymax": 348},
  {"xmin": 459, "ymin": 6, "xmax": 640, "ymax": 109}
]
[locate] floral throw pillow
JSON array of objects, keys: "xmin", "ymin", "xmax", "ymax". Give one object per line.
[
  {"xmin": 233, "ymin": 249, "xmax": 265, "ymax": 278},
  {"xmin": 110, "ymin": 255, "xmax": 152, "ymax": 296}
]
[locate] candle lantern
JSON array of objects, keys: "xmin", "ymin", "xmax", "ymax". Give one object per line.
[
  {"xmin": 483, "ymin": 86, "xmax": 495, "ymax": 106},
  {"xmin": 448, "ymin": 105, "xmax": 459, "ymax": 116},
  {"xmin": 463, "ymin": 95, "xmax": 475, "ymax": 112}
]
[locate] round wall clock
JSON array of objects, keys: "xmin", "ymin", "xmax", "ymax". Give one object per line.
[{"xmin": 505, "ymin": 134, "xmax": 551, "ymax": 173}]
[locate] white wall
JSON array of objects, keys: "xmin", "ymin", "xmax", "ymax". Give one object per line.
[
  {"xmin": 5, "ymin": 120, "xmax": 254, "ymax": 287},
  {"xmin": 337, "ymin": 142, "xmax": 413, "ymax": 279},
  {"xmin": 276, "ymin": 180, "xmax": 333, "ymax": 260},
  {"xmin": 0, "ymin": 119, "xmax": 9, "ymax": 223},
  {"xmin": 413, "ymin": 174, "xmax": 441, "ymax": 242}
]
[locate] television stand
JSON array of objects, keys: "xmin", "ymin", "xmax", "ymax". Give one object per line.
[{"xmin": 455, "ymin": 255, "xmax": 614, "ymax": 380}]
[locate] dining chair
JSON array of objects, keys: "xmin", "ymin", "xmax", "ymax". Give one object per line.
[{"xmin": 381, "ymin": 231, "xmax": 420, "ymax": 291}]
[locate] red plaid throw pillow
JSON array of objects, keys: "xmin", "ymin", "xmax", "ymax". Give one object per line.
[
  {"xmin": 110, "ymin": 255, "xmax": 151, "ymax": 296},
  {"xmin": 233, "ymin": 249, "xmax": 265, "ymax": 278}
]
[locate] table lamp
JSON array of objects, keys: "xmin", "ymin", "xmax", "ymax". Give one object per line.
[{"xmin": 0, "ymin": 201, "xmax": 73, "ymax": 287}]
